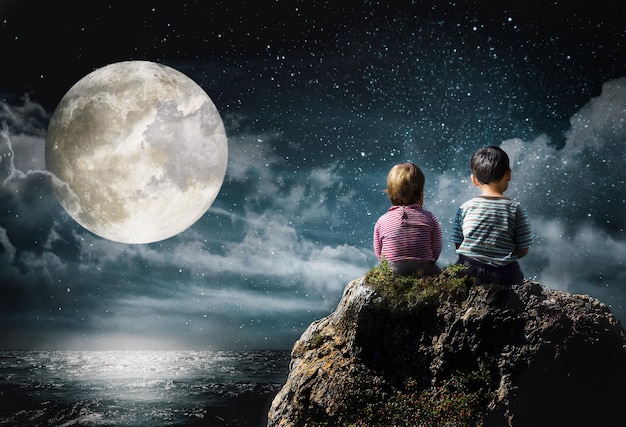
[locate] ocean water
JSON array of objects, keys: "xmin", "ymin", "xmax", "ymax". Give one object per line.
[{"xmin": 0, "ymin": 350, "xmax": 290, "ymax": 427}]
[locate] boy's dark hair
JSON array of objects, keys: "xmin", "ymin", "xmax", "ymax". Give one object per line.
[{"xmin": 470, "ymin": 146, "xmax": 510, "ymax": 184}]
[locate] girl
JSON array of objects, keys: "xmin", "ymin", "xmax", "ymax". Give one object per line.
[{"xmin": 373, "ymin": 162, "xmax": 442, "ymax": 275}]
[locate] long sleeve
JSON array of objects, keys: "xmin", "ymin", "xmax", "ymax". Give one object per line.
[
  {"xmin": 373, "ymin": 220, "xmax": 382, "ymax": 260},
  {"xmin": 431, "ymin": 215, "xmax": 443, "ymax": 261}
]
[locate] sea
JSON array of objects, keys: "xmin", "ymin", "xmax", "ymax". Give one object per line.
[{"xmin": 0, "ymin": 350, "xmax": 291, "ymax": 427}]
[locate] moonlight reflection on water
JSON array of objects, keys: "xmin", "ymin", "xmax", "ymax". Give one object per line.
[{"xmin": 0, "ymin": 350, "xmax": 290, "ymax": 426}]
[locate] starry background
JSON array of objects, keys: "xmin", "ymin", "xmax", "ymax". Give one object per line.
[{"xmin": 1, "ymin": 0, "xmax": 625, "ymax": 350}]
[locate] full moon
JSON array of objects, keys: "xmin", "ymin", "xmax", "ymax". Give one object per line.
[{"xmin": 45, "ymin": 61, "xmax": 228, "ymax": 244}]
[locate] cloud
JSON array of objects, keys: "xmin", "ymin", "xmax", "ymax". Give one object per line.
[
  {"xmin": 0, "ymin": 226, "xmax": 16, "ymax": 261},
  {"xmin": 529, "ymin": 219, "xmax": 626, "ymax": 288},
  {"xmin": 225, "ymin": 130, "xmax": 285, "ymax": 182},
  {"xmin": 0, "ymin": 98, "xmax": 48, "ymax": 137},
  {"xmin": 563, "ymin": 77, "xmax": 626, "ymax": 159}
]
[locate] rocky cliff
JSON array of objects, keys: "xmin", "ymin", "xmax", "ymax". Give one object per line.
[{"xmin": 268, "ymin": 263, "xmax": 626, "ymax": 426}]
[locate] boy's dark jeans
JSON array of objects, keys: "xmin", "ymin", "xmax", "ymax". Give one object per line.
[{"xmin": 456, "ymin": 254, "xmax": 523, "ymax": 286}]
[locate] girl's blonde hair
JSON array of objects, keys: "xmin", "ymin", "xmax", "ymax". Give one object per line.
[{"xmin": 386, "ymin": 162, "xmax": 425, "ymax": 206}]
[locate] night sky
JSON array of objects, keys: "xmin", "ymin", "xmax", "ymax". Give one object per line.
[{"xmin": 1, "ymin": 0, "xmax": 625, "ymax": 350}]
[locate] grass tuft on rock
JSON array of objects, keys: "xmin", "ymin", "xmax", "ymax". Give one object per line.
[{"xmin": 365, "ymin": 260, "xmax": 474, "ymax": 316}]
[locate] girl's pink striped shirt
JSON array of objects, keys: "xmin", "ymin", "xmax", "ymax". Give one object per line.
[{"xmin": 373, "ymin": 204, "xmax": 442, "ymax": 263}]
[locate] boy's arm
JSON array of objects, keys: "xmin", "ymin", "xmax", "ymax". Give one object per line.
[
  {"xmin": 514, "ymin": 247, "xmax": 528, "ymax": 258},
  {"xmin": 431, "ymin": 216, "xmax": 443, "ymax": 261},
  {"xmin": 450, "ymin": 208, "xmax": 464, "ymax": 250},
  {"xmin": 513, "ymin": 204, "xmax": 532, "ymax": 259}
]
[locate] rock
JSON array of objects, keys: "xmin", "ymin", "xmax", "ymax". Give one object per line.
[{"xmin": 267, "ymin": 265, "xmax": 626, "ymax": 426}]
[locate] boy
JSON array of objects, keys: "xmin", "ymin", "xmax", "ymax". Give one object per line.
[
  {"xmin": 450, "ymin": 146, "xmax": 532, "ymax": 285},
  {"xmin": 374, "ymin": 162, "xmax": 442, "ymax": 275}
]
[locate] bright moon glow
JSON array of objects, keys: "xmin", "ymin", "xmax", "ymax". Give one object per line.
[{"xmin": 45, "ymin": 61, "xmax": 228, "ymax": 244}]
